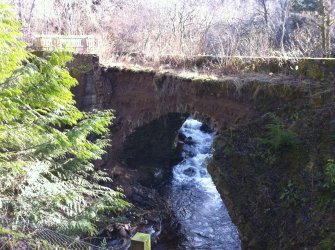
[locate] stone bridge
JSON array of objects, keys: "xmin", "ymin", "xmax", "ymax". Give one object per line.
[
  {"xmin": 69, "ymin": 54, "xmax": 335, "ymax": 248},
  {"xmin": 70, "ymin": 54, "xmax": 335, "ymax": 159}
]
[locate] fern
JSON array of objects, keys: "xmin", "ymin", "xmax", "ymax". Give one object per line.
[
  {"xmin": 260, "ymin": 113, "xmax": 299, "ymax": 151},
  {"xmin": 324, "ymin": 159, "xmax": 335, "ymax": 191}
]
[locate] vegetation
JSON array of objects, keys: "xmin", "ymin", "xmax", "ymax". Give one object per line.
[
  {"xmin": 0, "ymin": 3, "xmax": 129, "ymax": 236},
  {"xmin": 292, "ymin": 0, "xmax": 334, "ymax": 57},
  {"xmin": 2, "ymin": 0, "xmax": 335, "ymax": 248},
  {"xmin": 9, "ymin": 0, "xmax": 335, "ymax": 64},
  {"xmin": 324, "ymin": 159, "xmax": 335, "ymax": 191},
  {"xmin": 208, "ymin": 85, "xmax": 335, "ymax": 247},
  {"xmin": 0, "ymin": 226, "xmax": 61, "ymax": 249},
  {"xmin": 260, "ymin": 113, "xmax": 299, "ymax": 150}
]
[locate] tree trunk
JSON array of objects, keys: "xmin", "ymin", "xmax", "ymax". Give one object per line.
[
  {"xmin": 27, "ymin": 0, "xmax": 36, "ymax": 38},
  {"xmin": 262, "ymin": 0, "xmax": 269, "ymax": 27},
  {"xmin": 319, "ymin": 0, "xmax": 331, "ymax": 57},
  {"xmin": 280, "ymin": 0, "xmax": 291, "ymax": 53}
]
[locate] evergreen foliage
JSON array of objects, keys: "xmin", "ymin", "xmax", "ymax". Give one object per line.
[
  {"xmin": 260, "ymin": 113, "xmax": 299, "ymax": 151},
  {"xmin": 0, "ymin": 3, "xmax": 27, "ymax": 82},
  {"xmin": 324, "ymin": 159, "xmax": 335, "ymax": 191},
  {"xmin": 0, "ymin": 3, "xmax": 129, "ymax": 236}
]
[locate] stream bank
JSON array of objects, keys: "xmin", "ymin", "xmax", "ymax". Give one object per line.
[{"xmin": 208, "ymin": 98, "xmax": 335, "ymax": 248}]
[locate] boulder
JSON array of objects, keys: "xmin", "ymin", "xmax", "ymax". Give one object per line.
[
  {"xmin": 183, "ymin": 167, "xmax": 197, "ymax": 177},
  {"xmin": 200, "ymin": 123, "xmax": 213, "ymax": 133}
]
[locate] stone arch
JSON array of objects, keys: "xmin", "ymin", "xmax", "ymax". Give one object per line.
[{"xmin": 93, "ymin": 67, "xmax": 255, "ymax": 160}]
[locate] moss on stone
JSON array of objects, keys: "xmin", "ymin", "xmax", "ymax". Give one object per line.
[
  {"xmin": 71, "ymin": 64, "xmax": 94, "ymax": 78},
  {"xmin": 208, "ymin": 85, "xmax": 335, "ymax": 248}
]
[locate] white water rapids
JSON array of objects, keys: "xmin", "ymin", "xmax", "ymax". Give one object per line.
[{"xmin": 170, "ymin": 118, "xmax": 241, "ymax": 249}]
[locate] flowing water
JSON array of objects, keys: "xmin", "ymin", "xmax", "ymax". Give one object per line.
[{"xmin": 170, "ymin": 118, "xmax": 241, "ymax": 249}]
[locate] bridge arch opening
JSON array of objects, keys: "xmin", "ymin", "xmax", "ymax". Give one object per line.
[
  {"xmin": 120, "ymin": 112, "xmax": 241, "ymax": 248},
  {"xmin": 120, "ymin": 112, "xmax": 189, "ymax": 188}
]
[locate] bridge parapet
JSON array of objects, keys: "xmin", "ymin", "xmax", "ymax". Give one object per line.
[{"xmin": 32, "ymin": 35, "xmax": 96, "ymax": 54}]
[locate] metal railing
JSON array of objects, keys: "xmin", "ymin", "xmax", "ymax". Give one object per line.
[
  {"xmin": 0, "ymin": 217, "xmax": 151, "ymax": 250},
  {"xmin": 0, "ymin": 217, "xmax": 102, "ymax": 250}
]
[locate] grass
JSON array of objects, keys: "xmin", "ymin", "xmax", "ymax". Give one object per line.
[
  {"xmin": 103, "ymin": 53, "xmax": 331, "ymax": 92},
  {"xmin": 107, "ymin": 60, "xmax": 314, "ymax": 96}
]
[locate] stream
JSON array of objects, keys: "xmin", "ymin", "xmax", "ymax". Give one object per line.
[{"xmin": 169, "ymin": 118, "xmax": 241, "ymax": 249}]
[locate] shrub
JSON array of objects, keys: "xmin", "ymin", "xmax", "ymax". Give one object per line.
[{"xmin": 260, "ymin": 113, "xmax": 299, "ymax": 151}]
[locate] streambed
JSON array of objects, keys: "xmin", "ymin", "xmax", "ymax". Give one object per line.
[{"xmin": 169, "ymin": 118, "xmax": 241, "ymax": 249}]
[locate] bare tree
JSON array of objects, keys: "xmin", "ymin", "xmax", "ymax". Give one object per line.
[
  {"xmin": 10, "ymin": 0, "xmax": 36, "ymax": 38},
  {"xmin": 279, "ymin": 0, "xmax": 292, "ymax": 52},
  {"xmin": 256, "ymin": 0, "xmax": 270, "ymax": 27},
  {"xmin": 318, "ymin": 0, "xmax": 335, "ymax": 57},
  {"xmin": 10, "ymin": 0, "xmax": 335, "ymax": 59}
]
